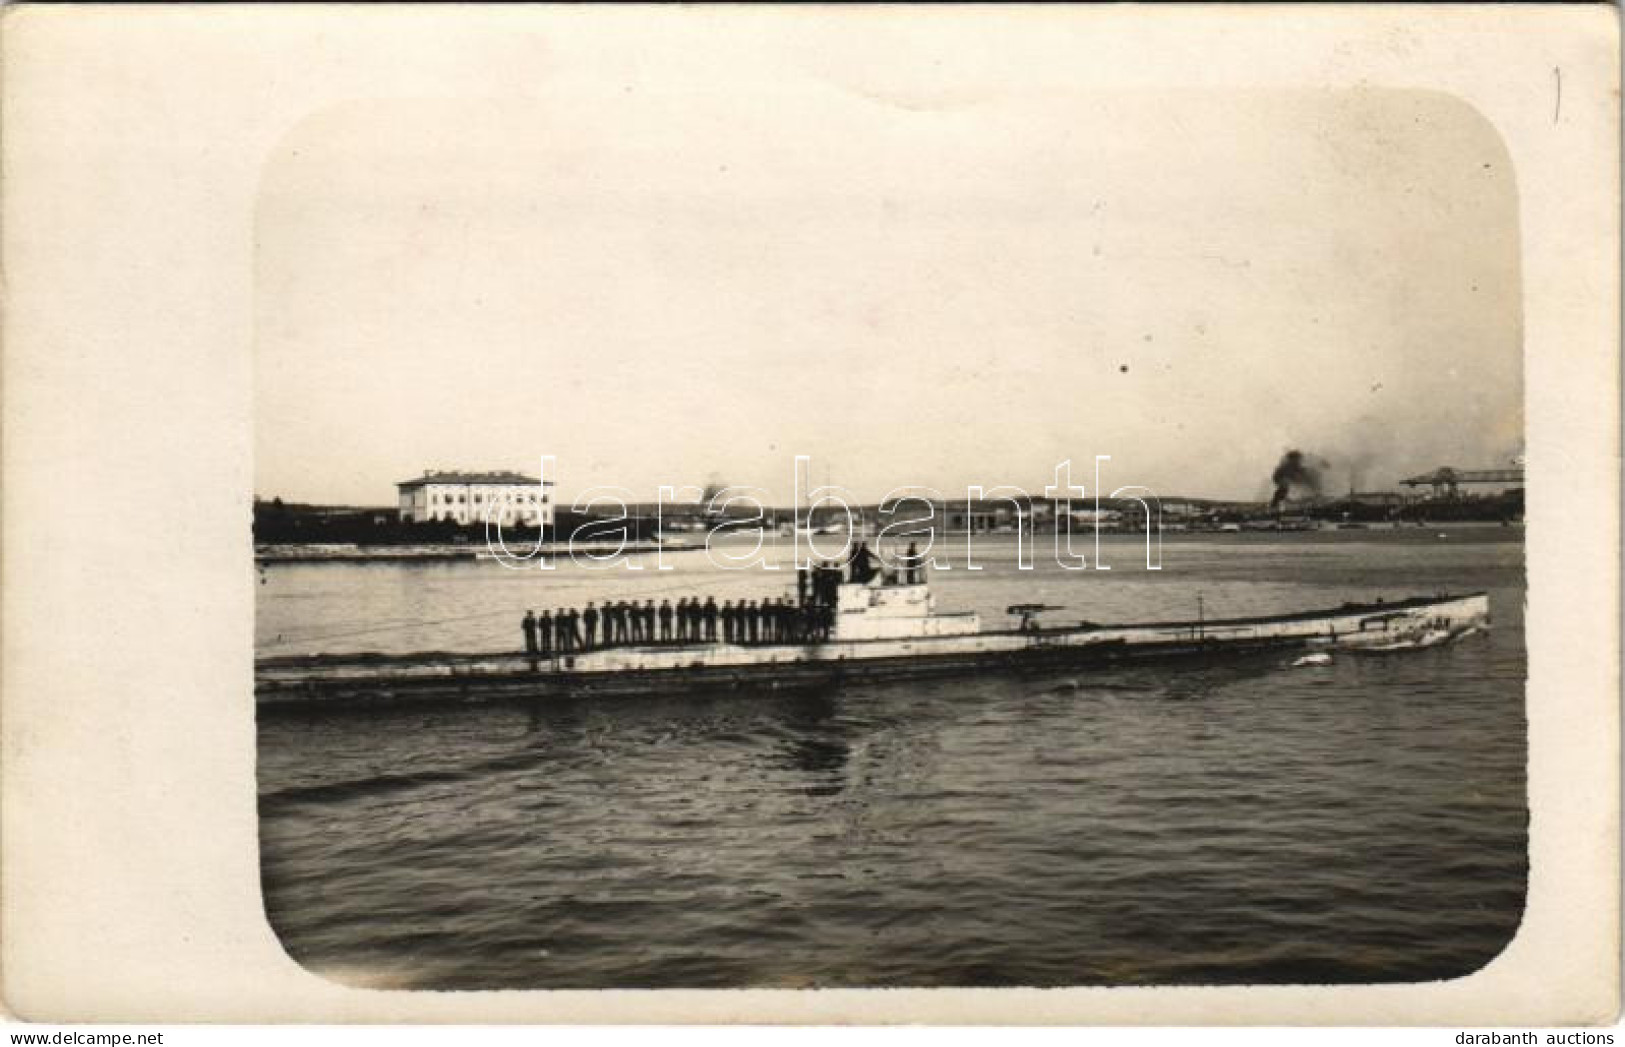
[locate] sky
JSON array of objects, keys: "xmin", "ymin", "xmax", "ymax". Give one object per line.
[{"xmin": 255, "ymin": 80, "xmax": 1522, "ymax": 507}]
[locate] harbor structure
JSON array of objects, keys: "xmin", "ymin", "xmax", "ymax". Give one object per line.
[{"xmin": 1399, "ymin": 465, "xmax": 1525, "ymax": 499}]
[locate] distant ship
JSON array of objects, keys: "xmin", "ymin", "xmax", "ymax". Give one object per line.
[{"xmin": 256, "ymin": 579, "xmax": 1490, "ymax": 708}]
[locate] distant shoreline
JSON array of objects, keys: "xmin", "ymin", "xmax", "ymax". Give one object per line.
[
  {"xmin": 255, "ymin": 523, "xmax": 1524, "ymax": 565},
  {"xmin": 254, "ymin": 538, "xmax": 705, "ymax": 564}
]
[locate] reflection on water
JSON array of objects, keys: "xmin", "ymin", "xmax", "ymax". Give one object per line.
[
  {"xmin": 259, "ymin": 531, "xmax": 1526, "ymax": 989},
  {"xmin": 767, "ymin": 692, "xmax": 852, "ymax": 797}
]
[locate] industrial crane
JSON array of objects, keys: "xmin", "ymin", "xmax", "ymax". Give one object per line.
[{"xmin": 1399, "ymin": 466, "xmax": 1525, "ymax": 498}]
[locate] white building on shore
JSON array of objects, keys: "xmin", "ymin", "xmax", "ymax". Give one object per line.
[{"xmin": 396, "ymin": 470, "xmax": 554, "ymax": 527}]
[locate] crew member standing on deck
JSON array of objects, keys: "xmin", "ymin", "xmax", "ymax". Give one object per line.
[
  {"xmin": 522, "ymin": 610, "xmax": 538, "ymax": 655},
  {"xmin": 721, "ymin": 600, "xmax": 736, "ymax": 644},
  {"xmin": 659, "ymin": 599, "xmax": 674, "ymax": 642},
  {"xmin": 703, "ymin": 596, "xmax": 718, "ymax": 641},
  {"xmin": 903, "ymin": 542, "xmax": 923, "ymax": 584},
  {"xmin": 796, "ymin": 566, "xmax": 810, "ymax": 607},
  {"xmin": 538, "ymin": 610, "xmax": 554, "ymax": 657},
  {"xmin": 582, "ymin": 602, "xmax": 599, "ymax": 651},
  {"xmin": 850, "ymin": 542, "xmax": 878, "ymax": 584},
  {"xmin": 643, "ymin": 600, "xmax": 656, "ymax": 644}
]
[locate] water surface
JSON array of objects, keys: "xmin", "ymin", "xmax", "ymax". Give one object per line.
[{"xmin": 258, "ymin": 529, "xmax": 1526, "ymax": 988}]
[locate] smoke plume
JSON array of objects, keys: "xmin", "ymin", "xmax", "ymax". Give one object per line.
[{"xmin": 1270, "ymin": 449, "xmax": 1324, "ymax": 509}]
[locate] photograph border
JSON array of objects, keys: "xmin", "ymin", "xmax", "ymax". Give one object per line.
[{"xmin": 1, "ymin": 3, "xmax": 1617, "ymax": 1025}]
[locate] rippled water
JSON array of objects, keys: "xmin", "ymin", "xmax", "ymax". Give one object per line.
[{"xmin": 258, "ymin": 529, "xmax": 1526, "ymax": 988}]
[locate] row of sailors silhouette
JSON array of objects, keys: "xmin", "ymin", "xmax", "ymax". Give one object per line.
[
  {"xmin": 523, "ymin": 596, "xmax": 827, "ymax": 653},
  {"xmin": 519, "ymin": 541, "xmax": 926, "ymax": 654}
]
